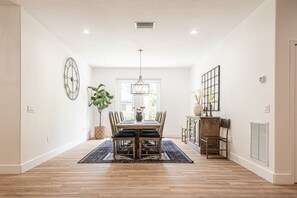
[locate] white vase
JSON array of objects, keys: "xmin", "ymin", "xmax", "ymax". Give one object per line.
[{"xmin": 193, "ymin": 103, "xmax": 203, "ymax": 116}]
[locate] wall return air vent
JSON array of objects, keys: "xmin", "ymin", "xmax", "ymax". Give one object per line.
[
  {"xmin": 135, "ymin": 22, "xmax": 156, "ymax": 29},
  {"xmin": 250, "ymin": 122, "xmax": 269, "ymax": 166}
]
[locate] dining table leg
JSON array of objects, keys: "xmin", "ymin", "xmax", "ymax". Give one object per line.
[{"xmin": 135, "ymin": 129, "xmax": 140, "ymax": 159}]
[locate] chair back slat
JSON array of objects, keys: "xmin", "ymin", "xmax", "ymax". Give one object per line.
[
  {"xmin": 157, "ymin": 112, "xmax": 162, "ymax": 123},
  {"xmin": 157, "ymin": 111, "xmax": 162, "ymax": 123},
  {"xmin": 158, "ymin": 112, "xmax": 164, "ymax": 123},
  {"xmin": 119, "ymin": 111, "xmax": 124, "ymax": 121},
  {"xmin": 155, "ymin": 111, "xmax": 160, "ymax": 121},
  {"xmin": 221, "ymin": 119, "xmax": 230, "ymax": 128},
  {"xmin": 159, "ymin": 111, "xmax": 167, "ymax": 137},
  {"xmin": 220, "ymin": 118, "xmax": 230, "ymax": 138},
  {"xmin": 114, "ymin": 111, "xmax": 120, "ymax": 124},
  {"xmin": 109, "ymin": 111, "xmax": 117, "ymax": 136}
]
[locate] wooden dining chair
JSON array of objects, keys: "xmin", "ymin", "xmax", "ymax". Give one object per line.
[
  {"xmin": 200, "ymin": 118, "xmax": 231, "ymax": 159},
  {"xmin": 115, "ymin": 111, "xmax": 135, "ymax": 134},
  {"xmin": 142, "ymin": 112, "xmax": 163, "ymax": 134},
  {"xmin": 109, "ymin": 111, "xmax": 136, "ymax": 159},
  {"xmin": 138, "ymin": 111, "xmax": 167, "ymax": 159}
]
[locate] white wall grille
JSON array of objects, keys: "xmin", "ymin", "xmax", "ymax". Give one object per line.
[
  {"xmin": 135, "ymin": 22, "xmax": 155, "ymax": 29},
  {"xmin": 250, "ymin": 122, "xmax": 269, "ymax": 166}
]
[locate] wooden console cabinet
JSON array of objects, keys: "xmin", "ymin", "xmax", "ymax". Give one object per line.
[{"xmin": 184, "ymin": 116, "xmax": 220, "ymax": 154}]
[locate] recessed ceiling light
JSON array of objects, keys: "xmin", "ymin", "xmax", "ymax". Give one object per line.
[
  {"xmin": 190, "ymin": 29, "xmax": 198, "ymax": 34},
  {"xmin": 82, "ymin": 29, "xmax": 90, "ymax": 34}
]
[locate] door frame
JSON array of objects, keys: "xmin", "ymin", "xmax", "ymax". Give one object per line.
[{"xmin": 289, "ymin": 40, "xmax": 297, "ymax": 183}]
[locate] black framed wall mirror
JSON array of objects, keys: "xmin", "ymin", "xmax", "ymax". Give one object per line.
[{"xmin": 201, "ymin": 65, "xmax": 220, "ymax": 112}]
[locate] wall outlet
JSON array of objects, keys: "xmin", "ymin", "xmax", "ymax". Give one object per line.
[
  {"xmin": 264, "ymin": 105, "xmax": 270, "ymax": 113},
  {"xmin": 46, "ymin": 136, "xmax": 49, "ymax": 143}
]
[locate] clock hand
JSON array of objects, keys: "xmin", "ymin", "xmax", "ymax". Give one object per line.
[{"xmin": 65, "ymin": 75, "xmax": 75, "ymax": 81}]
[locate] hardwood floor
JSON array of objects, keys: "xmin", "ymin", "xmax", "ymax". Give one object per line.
[{"xmin": 0, "ymin": 138, "xmax": 296, "ymax": 197}]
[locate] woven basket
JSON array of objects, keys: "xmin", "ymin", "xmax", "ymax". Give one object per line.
[{"xmin": 95, "ymin": 126, "xmax": 105, "ymax": 139}]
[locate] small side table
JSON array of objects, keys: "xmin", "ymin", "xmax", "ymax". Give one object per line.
[{"xmin": 181, "ymin": 127, "xmax": 188, "ymax": 143}]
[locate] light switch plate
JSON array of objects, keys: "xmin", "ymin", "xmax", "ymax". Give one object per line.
[
  {"xmin": 27, "ymin": 105, "xmax": 35, "ymax": 113},
  {"xmin": 259, "ymin": 75, "xmax": 266, "ymax": 83},
  {"xmin": 264, "ymin": 105, "xmax": 270, "ymax": 113}
]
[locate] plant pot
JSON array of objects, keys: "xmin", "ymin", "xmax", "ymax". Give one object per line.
[
  {"xmin": 95, "ymin": 126, "xmax": 105, "ymax": 139},
  {"xmin": 193, "ymin": 103, "xmax": 203, "ymax": 116}
]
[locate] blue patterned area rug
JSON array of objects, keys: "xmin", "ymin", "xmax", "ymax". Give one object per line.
[{"xmin": 78, "ymin": 140, "xmax": 193, "ymax": 163}]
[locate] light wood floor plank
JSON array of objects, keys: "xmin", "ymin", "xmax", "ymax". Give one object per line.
[{"xmin": 0, "ymin": 138, "xmax": 296, "ymax": 197}]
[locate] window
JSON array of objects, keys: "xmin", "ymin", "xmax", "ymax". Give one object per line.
[{"xmin": 117, "ymin": 79, "xmax": 160, "ymax": 120}]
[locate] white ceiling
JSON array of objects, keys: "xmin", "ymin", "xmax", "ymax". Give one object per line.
[{"xmin": 10, "ymin": 0, "xmax": 264, "ymax": 68}]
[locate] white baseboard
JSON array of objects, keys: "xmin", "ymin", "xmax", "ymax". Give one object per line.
[
  {"xmin": 0, "ymin": 136, "xmax": 88, "ymax": 174},
  {"xmin": 230, "ymin": 152, "xmax": 274, "ymax": 183},
  {"xmin": 164, "ymin": 133, "xmax": 180, "ymax": 138},
  {"xmin": 21, "ymin": 136, "xmax": 88, "ymax": 173}
]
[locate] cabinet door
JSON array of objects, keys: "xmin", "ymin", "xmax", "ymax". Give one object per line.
[
  {"xmin": 200, "ymin": 118, "xmax": 220, "ymax": 137},
  {"xmin": 199, "ymin": 118, "xmax": 220, "ymax": 154},
  {"xmin": 188, "ymin": 118, "xmax": 196, "ymax": 142}
]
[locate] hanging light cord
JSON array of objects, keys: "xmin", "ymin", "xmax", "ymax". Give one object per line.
[
  {"xmin": 131, "ymin": 48, "xmax": 149, "ymax": 94},
  {"xmin": 139, "ymin": 49, "xmax": 142, "ymax": 77}
]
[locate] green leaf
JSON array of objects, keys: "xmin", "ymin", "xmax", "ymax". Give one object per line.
[
  {"xmin": 101, "ymin": 91, "xmax": 107, "ymax": 96},
  {"xmin": 88, "ymin": 86, "xmax": 97, "ymax": 91},
  {"xmin": 88, "ymin": 83, "xmax": 113, "ymax": 115},
  {"xmin": 97, "ymin": 84, "xmax": 105, "ymax": 89}
]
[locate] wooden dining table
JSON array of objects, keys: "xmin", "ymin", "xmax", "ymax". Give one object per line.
[{"xmin": 115, "ymin": 120, "xmax": 161, "ymax": 158}]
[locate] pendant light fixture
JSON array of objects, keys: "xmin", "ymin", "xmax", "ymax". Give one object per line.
[{"xmin": 131, "ymin": 49, "xmax": 149, "ymax": 95}]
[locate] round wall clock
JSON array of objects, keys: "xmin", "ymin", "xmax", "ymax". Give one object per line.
[{"xmin": 64, "ymin": 57, "xmax": 80, "ymax": 100}]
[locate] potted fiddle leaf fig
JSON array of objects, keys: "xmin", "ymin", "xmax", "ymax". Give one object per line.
[{"xmin": 88, "ymin": 84, "xmax": 114, "ymax": 139}]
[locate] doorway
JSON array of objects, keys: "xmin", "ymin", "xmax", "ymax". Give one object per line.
[
  {"xmin": 291, "ymin": 42, "xmax": 297, "ymax": 183},
  {"xmin": 289, "ymin": 41, "xmax": 297, "ymax": 184},
  {"xmin": 294, "ymin": 43, "xmax": 297, "ymax": 183}
]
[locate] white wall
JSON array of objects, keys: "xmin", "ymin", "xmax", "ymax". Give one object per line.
[
  {"xmin": 191, "ymin": 0, "xmax": 276, "ymax": 182},
  {"xmin": 20, "ymin": 9, "xmax": 92, "ymax": 172},
  {"xmin": 274, "ymin": 0, "xmax": 297, "ymax": 184},
  {"xmin": 0, "ymin": 6, "xmax": 21, "ymax": 173},
  {"xmin": 91, "ymin": 67, "xmax": 191, "ymax": 138}
]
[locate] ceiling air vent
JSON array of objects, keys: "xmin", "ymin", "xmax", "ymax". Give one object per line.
[{"xmin": 135, "ymin": 22, "xmax": 156, "ymax": 29}]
